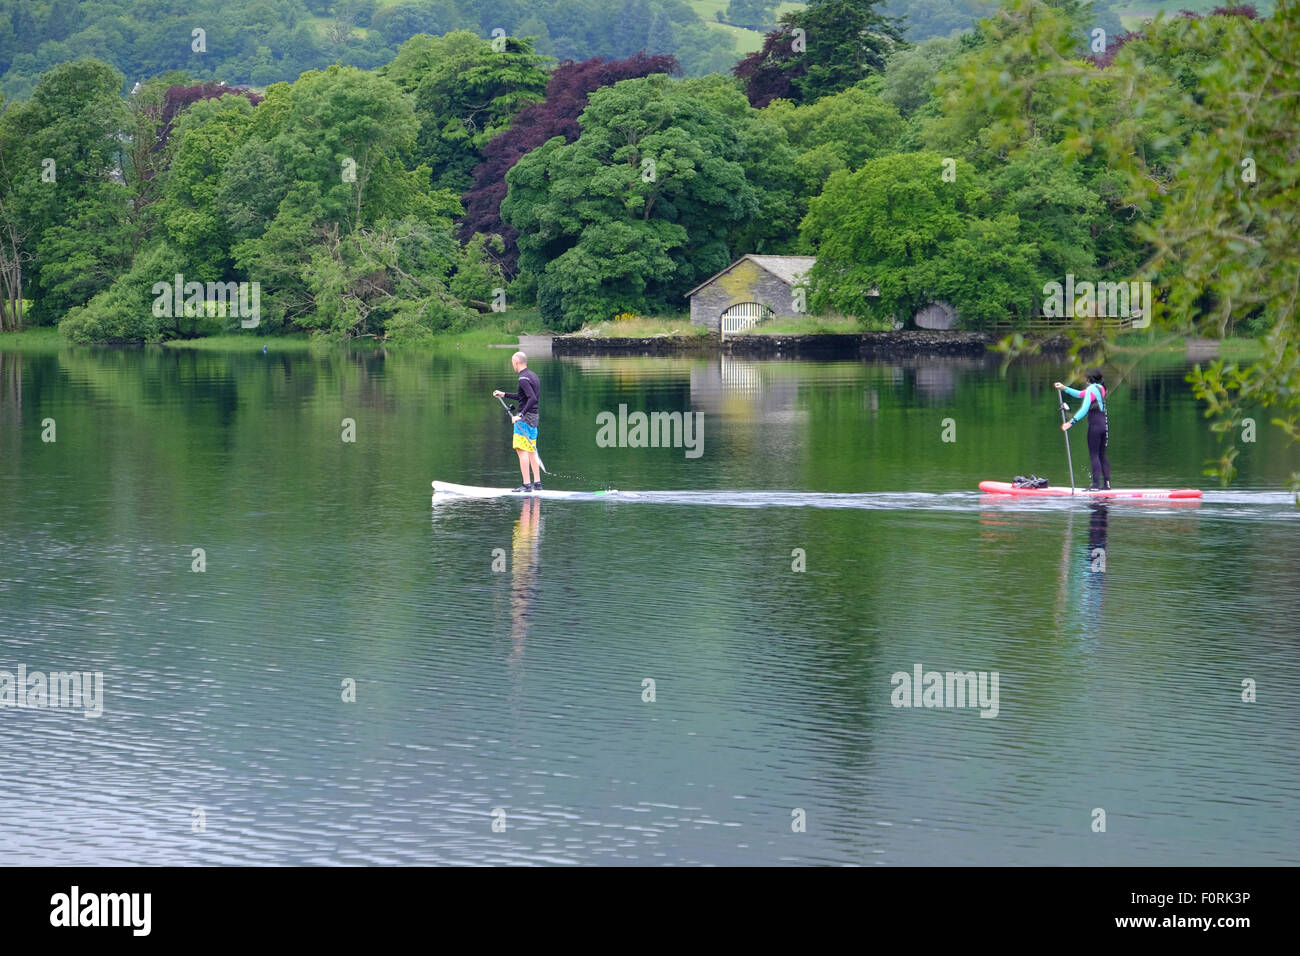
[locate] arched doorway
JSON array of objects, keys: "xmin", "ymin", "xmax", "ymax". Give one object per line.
[{"xmin": 720, "ymin": 302, "xmax": 773, "ymax": 339}]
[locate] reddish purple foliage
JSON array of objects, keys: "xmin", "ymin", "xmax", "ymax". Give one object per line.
[
  {"xmin": 1089, "ymin": 30, "xmax": 1142, "ymax": 68},
  {"xmin": 732, "ymin": 28, "xmax": 803, "ymax": 109},
  {"xmin": 1210, "ymin": 4, "xmax": 1258, "ymax": 17},
  {"xmin": 157, "ymin": 82, "xmax": 262, "ymax": 150},
  {"xmin": 459, "ymin": 52, "xmax": 679, "ymax": 271}
]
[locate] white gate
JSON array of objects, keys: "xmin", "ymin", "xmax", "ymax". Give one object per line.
[{"xmin": 721, "ymin": 302, "xmax": 773, "ymax": 339}]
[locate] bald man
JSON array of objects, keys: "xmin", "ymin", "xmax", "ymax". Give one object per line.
[{"xmin": 493, "ymin": 351, "xmax": 542, "ymax": 493}]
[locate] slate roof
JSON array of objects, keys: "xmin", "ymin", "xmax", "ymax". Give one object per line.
[{"xmin": 685, "ymin": 255, "xmax": 817, "ymax": 298}]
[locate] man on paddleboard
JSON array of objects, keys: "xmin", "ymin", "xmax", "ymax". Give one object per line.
[
  {"xmin": 493, "ymin": 352, "xmax": 542, "ymax": 493},
  {"xmin": 1055, "ymin": 370, "xmax": 1110, "ymax": 491}
]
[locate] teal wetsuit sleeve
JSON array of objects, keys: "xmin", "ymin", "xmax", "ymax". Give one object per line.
[
  {"xmin": 1061, "ymin": 386, "xmax": 1083, "ymax": 399},
  {"xmin": 1072, "ymin": 386, "xmax": 1094, "ymax": 423}
]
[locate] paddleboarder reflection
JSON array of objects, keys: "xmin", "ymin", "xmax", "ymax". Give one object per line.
[
  {"xmin": 507, "ymin": 495, "xmax": 542, "ymax": 672},
  {"xmin": 1086, "ymin": 502, "xmax": 1108, "ymax": 589},
  {"xmin": 1053, "ymin": 502, "xmax": 1109, "ymax": 638}
]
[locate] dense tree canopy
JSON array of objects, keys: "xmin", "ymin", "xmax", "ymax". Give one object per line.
[
  {"xmin": 1100, "ymin": 4, "xmax": 1298, "ymax": 487},
  {"xmin": 459, "ymin": 52, "xmax": 680, "ymax": 275},
  {"xmin": 0, "ymin": 0, "xmax": 738, "ymax": 99},
  {"xmin": 0, "ymin": 59, "xmax": 128, "ymax": 325},
  {"xmin": 381, "ymin": 31, "xmax": 550, "ymax": 193},
  {"xmin": 501, "ymin": 73, "xmax": 797, "ymax": 329},
  {"xmin": 734, "ymin": 0, "xmax": 907, "ymax": 107},
  {"xmin": 763, "ymin": 82, "xmax": 907, "ymax": 203},
  {"xmin": 801, "ymin": 152, "xmax": 1038, "ymax": 328}
]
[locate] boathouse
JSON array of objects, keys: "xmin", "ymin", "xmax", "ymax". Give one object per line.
[
  {"xmin": 686, "ymin": 255, "xmax": 816, "ymax": 337},
  {"xmin": 687, "ymin": 254, "xmax": 962, "ymax": 334}
]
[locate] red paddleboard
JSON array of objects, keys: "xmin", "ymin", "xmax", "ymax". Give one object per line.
[{"xmin": 979, "ymin": 481, "xmax": 1202, "ymax": 499}]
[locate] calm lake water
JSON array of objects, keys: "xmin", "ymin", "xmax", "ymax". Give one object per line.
[{"xmin": 1, "ymin": 342, "xmax": 1297, "ymax": 865}]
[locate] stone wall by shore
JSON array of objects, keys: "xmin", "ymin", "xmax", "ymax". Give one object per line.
[
  {"xmin": 549, "ymin": 334, "xmax": 713, "ymax": 355},
  {"xmin": 550, "ymin": 331, "xmax": 1030, "ymax": 358}
]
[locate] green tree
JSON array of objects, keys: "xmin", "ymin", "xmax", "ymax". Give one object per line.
[
  {"xmin": 501, "ymin": 73, "xmax": 798, "ymax": 330},
  {"xmin": 300, "ymin": 216, "xmax": 475, "ymax": 341},
  {"xmin": 1098, "ymin": 7, "xmax": 1300, "ymax": 490},
  {"xmin": 217, "ymin": 65, "xmax": 464, "ymax": 336},
  {"xmin": 59, "ymin": 241, "xmax": 186, "ymax": 343},
  {"xmin": 985, "ymin": 141, "xmax": 1104, "ymax": 284},
  {"xmin": 726, "ymin": 0, "xmax": 780, "ymax": 29},
  {"xmin": 0, "ymin": 97, "xmax": 34, "ymax": 329},
  {"xmin": 800, "ymin": 151, "xmax": 1039, "ymax": 329},
  {"xmin": 879, "ymin": 36, "xmax": 960, "ymax": 117},
  {"xmin": 763, "ymin": 82, "xmax": 907, "ymax": 200},
  {"xmin": 882, "ymin": 0, "xmax": 998, "ymax": 42},
  {"xmin": 910, "ymin": 1, "xmax": 1157, "ymax": 313},
  {"xmin": 449, "ymin": 233, "xmax": 507, "ymax": 309},
  {"xmin": 382, "ymin": 31, "xmax": 550, "ymax": 193},
  {"xmin": 920, "ymin": 0, "xmax": 1098, "ymax": 164},
  {"xmin": 734, "ymin": 0, "xmax": 907, "ymax": 106},
  {"xmin": 157, "ymin": 93, "xmax": 259, "ymax": 273},
  {"xmin": 0, "ymin": 59, "xmax": 130, "ymax": 324}
]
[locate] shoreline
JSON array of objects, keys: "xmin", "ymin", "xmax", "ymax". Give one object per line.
[
  {"xmin": 0, "ymin": 327, "xmax": 1265, "ymax": 362},
  {"xmin": 552, "ymin": 330, "xmax": 1023, "ymax": 358}
]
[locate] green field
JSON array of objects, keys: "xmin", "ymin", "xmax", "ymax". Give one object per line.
[
  {"xmin": 687, "ymin": 0, "xmax": 805, "ymax": 56},
  {"xmin": 1116, "ymin": 0, "xmax": 1276, "ymax": 31},
  {"xmin": 307, "ymin": 1, "xmax": 803, "ymax": 59},
  {"xmin": 305, "ymin": 1, "xmax": 1273, "ymax": 65}
]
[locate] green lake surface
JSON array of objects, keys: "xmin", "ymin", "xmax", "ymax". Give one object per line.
[{"xmin": 1, "ymin": 342, "xmax": 1297, "ymax": 864}]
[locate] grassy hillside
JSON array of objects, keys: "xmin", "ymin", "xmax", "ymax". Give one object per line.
[
  {"xmin": 286, "ymin": 1, "xmax": 1282, "ymax": 70},
  {"xmin": 1115, "ymin": 0, "xmax": 1275, "ymax": 31},
  {"xmin": 687, "ymin": 0, "xmax": 805, "ymax": 56}
]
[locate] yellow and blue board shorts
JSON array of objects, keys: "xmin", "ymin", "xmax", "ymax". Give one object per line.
[{"xmin": 512, "ymin": 418, "xmax": 538, "ymax": 453}]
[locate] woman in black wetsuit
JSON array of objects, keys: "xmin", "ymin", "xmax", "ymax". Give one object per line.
[{"xmin": 1054, "ymin": 369, "xmax": 1110, "ymax": 490}]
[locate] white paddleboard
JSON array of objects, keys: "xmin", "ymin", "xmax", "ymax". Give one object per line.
[{"xmin": 432, "ymin": 480, "xmax": 620, "ymax": 500}]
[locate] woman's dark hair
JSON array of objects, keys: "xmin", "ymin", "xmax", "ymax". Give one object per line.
[{"xmin": 1085, "ymin": 368, "xmax": 1104, "ymax": 384}]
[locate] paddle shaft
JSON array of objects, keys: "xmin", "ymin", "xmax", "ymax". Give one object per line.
[
  {"xmin": 1057, "ymin": 387, "xmax": 1076, "ymax": 495},
  {"xmin": 496, "ymin": 395, "xmax": 547, "ymax": 473}
]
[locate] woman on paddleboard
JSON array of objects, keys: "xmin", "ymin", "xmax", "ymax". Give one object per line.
[{"xmin": 1054, "ymin": 370, "xmax": 1109, "ymax": 491}]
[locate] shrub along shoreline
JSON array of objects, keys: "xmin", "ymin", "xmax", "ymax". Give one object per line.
[{"xmin": 0, "ymin": 324, "xmax": 1267, "ymax": 363}]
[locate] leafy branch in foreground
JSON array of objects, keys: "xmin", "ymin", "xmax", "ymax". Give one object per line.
[
  {"xmin": 983, "ymin": 3, "xmax": 1298, "ymax": 493},
  {"xmin": 1114, "ymin": 5, "xmax": 1300, "ymax": 493}
]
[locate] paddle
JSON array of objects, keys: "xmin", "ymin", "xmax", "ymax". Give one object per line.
[
  {"xmin": 1057, "ymin": 387, "xmax": 1076, "ymax": 496},
  {"xmin": 496, "ymin": 394, "xmax": 547, "ymax": 474}
]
